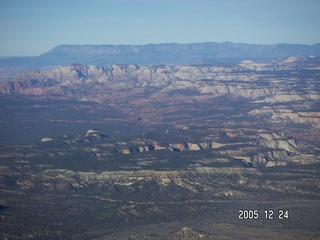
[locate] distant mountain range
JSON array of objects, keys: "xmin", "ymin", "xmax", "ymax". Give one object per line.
[{"xmin": 1, "ymin": 42, "xmax": 320, "ymax": 68}]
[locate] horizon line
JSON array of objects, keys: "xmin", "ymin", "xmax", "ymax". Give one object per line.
[{"xmin": 1, "ymin": 41, "xmax": 320, "ymax": 58}]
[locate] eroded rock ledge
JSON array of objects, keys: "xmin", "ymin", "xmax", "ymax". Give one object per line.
[{"xmin": 35, "ymin": 128, "xmax": 308, "ymax": 168}]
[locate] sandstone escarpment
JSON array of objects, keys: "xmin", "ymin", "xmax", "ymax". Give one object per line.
[{"xmin": 1, "ymin": 56, "xmax": 318, "ymax": 101}]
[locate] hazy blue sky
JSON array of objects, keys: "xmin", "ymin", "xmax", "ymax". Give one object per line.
[{"xmin": 0, "ymin": 0, "xmax": 319, "ymax": 56}]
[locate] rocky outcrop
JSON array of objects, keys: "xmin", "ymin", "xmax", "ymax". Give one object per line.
[
  {"xmin": 250, "ymin": 105, "xmax": 320, "ymax": 128},
  {"xmin": 166, "ymin": 227, "xmax": 209, "ymax": 239},
  {"xmin": 37, "ymin": 128, "xmax": 303, "ymax": 168},
  {"xmin": 41, "ymin": 137, "xmax": 54, "ymax": 142}
]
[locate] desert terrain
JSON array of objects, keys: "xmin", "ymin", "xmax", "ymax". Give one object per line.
[{"xmin": 0, "ymin": 52, "xmax": 319, "ymax": 239}]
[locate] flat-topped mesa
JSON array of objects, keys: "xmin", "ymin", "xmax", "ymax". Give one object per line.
[{"xmin": 2, "ymin": 42, "xmax": 320, "ymax": 68}]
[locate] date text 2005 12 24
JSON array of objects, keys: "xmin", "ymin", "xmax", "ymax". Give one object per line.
[{"xmin": 238, "ymin": 209, "xmax": 289, "ymax": 220}]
